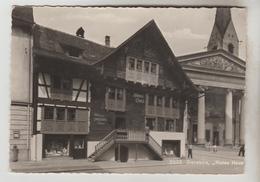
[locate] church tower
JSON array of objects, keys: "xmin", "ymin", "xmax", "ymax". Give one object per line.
[{"xmin": 207, "ymin": 8, "xmax": 239, "ymax": 56}]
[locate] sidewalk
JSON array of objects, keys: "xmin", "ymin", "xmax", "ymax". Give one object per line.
[
  {"xmin": 10, "ymin": 147, "xmax": 244, "ymax": 173},
  {"xmin": 10, "ymin": 158, "xmax": 181, "ymax": 173}
]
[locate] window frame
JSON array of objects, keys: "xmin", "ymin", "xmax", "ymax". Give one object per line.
[
  {"xmin": 148, "ymin": 94, "xmax": 155, "ymax": 106},
  {"xmin": 151, "ymin": 63, "xmax": 157, "ymax": 74},
  {"xmin": 44, "ymin": 106, "xmax": 54, "ymax": 120},
  {"xmin": 128, "ymin": 57, "xmax": 136, "ymax": 70},
  {"xmin": 56, "ymin": 107, "xmax": 66, "ymax": 121},
  {"xmin": 67, "ymin": 108, "xmax": 76, "ymax": 121},
  {"xmin": 136, "ymin": 59, "xmax": 143, "ymax": 72}
]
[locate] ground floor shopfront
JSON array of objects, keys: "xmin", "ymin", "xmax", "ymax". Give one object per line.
[{"xmin": 42, "ymin": 134, "xmax": 87, "ymax": 159}]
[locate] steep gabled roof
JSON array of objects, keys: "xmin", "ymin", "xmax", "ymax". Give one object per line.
[
  {"xmin": 33, "ymin": 24, "xmax": 114, "ymax": 65},
  {"xmin": 94, "ymin": 20, "xmax": 199, "ymax": 93}
]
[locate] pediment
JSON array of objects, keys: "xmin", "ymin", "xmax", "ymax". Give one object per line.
[{"xmin": 181, "ymin": 54, "xmax": 245, "ymax": 74}]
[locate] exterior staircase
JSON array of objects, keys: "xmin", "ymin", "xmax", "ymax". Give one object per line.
[{"xmin": 88, "ymin": 129, "xmax": 162, "ymax": 161}]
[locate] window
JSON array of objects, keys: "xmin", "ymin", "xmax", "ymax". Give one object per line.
[
  {"xmin": 157, "ymin": 96, "xmax": 163, "ymax": 107},
  {"xmin": 148, "ymin": 94, "xmax": 154, "ymax": 106},
  {"xmin": 128, "ymin": 58, "xmax": 135, "ymax": 70},
  {"xmin": 56, "ymin": 108, "xmax": 65, "ymax": 120},
  {"xmin": 228, "ymin": 43, "xmax": 234, "ymax": 54},
  {"xmin": 108, "ymin": 87, "xmax": 116, "ymax": 99},
  {"xmin": 165, "ymin": 97, "xmax": 170, "ymax": 107},
  {"xmin": 136, "ymin": 60, "xmax": 142, "ymax": 72},
  {"xmin": 53, "ymin": 75, "xmax": 61, "ymax": 89},
  {"xmin": 157, "ymin": 118, "xmax": 165, "ymax": 131},
  {"xmin": 146, "ymin": 118, "xmax": 155, "ymax": 130},
  {"xmin": 67, "ymin": 108, "xmax": 76, "ymax": 121},
  {"xmin": 52, "ymin": 75, "xmax": 72, "ymax": 91},
  {"xmin": 117, "ymin": 88, "xmax": 124, "ymax": 100},
  {"xmin": 62, "ymin": 79, "xmax": 72, "ymax": 90},
  {"xmin": 67, "ymin": 48, "xmax": 82, "ymax": 57},
  {"xmin": 166, "ymin": 120, "xmax": 175, "ymax": 132},
  {"xmin": 44, "ymin": 106, "xmax": 54, "ymax": 120},
  {"xmin": 151, "ymin": 63, "xmax": 157, "ymax": 74},
  {"xmin": 144, "ymin": 61, "xmax": 150, "ymax": 73},
  {"xmin": 172, "ymin": 99, "xmax": 178, "ymax": 108}
]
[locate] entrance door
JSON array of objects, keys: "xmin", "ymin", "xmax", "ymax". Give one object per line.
[
  {"xmin": 213, "ymin": 131, "xmax": 219, "ymax": 145},
  {"xmin": 73, "ymin": 136, "xmax": 86, "ymax": 159},
  {"xmin": 115, "ymin": 145, "xmax": 129, "ymax": 162},
  {"xmin": 115, "ymin": 117, "xmax": 126, "ymax": 129}
]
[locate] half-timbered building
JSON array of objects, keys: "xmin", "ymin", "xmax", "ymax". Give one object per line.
[{"xmin": 10, "ymin": 6, "xmax": 198, "ymax": 161}]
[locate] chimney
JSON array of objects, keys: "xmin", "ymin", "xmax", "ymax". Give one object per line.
[
  {"xmin": 105, "ymin": 35, "xmax": 110, "ymax": 47},
  {"xmin": 76, "ymin": 27, "xmax": 85, "ymax": 38}
]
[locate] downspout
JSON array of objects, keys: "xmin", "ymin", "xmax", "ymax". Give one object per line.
[{"xmin": 27, "ymin": 24, "xmax": 34, "ymax": 160}]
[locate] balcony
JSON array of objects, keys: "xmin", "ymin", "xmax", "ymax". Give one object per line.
[
  {"xmin": 106, "ymin": 99, "xmax": 125, "ymax": 112},
  {"xmin": 146, "ymin": 105, "xmax": 179, "ymax": 118},
  {"xmin": 41, "ymin": 120, "xmax": 88, "ymax": 134}
]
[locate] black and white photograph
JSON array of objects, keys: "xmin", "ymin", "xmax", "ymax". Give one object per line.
[
  {"xmin": 2, "ymin": 0, "xmax": 260, "ymax": 180},
  {"xmin": 7, "ymin": 5, "xmax": 250, "ymax": 174}
]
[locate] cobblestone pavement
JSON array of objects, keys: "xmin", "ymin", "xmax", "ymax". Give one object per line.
[{"xmin": 10, "ymin": 147, "xmax": 244, "ymax": 174}]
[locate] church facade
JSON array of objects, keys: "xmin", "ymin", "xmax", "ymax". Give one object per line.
[{"xmin": 178, "ymin": 8, "xmax": 246, "ymax": 146}]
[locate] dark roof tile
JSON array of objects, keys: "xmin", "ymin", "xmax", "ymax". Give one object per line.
[{"xmin": 33, "ymin": 25, "xmax": 114, "ymax": 64}]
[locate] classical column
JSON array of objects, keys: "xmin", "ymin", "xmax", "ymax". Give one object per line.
[
  {"xmin": 240, "ymin": 93, "xmax": 245, "ymax": 144},
  {"xmin": 183, "ymin": 100, "xmax": 188, "ymax": 143},
  {"xmin": 225, "ymin": 89, "xmax": 233, "ymax": 145},
  {"xmin": 197, "ymin": 91, "xmax": 205, "ymax": 144},
  {"xmin": 234, "ymin": 97, "xmax": 240, "ymax": 145}
]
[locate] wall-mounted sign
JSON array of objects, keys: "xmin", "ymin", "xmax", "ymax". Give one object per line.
[
  {"xmin": 93, "ymin": 113, "xmax": 108, "ymax": 125},
  {"xmin": 133, "ymin": 93, "xmax": 145, "ymax": 104}
]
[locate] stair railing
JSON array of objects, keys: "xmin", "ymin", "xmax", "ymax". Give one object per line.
[
  {"xmin": 147, "ymin": 134, "xmax": 162, "ymax": 156},
  {"xmin": 95, "ymin": 130, "xmax": 117, "ymax": 152}
]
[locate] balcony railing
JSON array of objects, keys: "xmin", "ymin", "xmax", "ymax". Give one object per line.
[
  {"xmin": 146, "ymin": 105, "xmax": 179, "ymax": 118},
  {"xmin": 41, "ymin": 120, "xmax": 88, "ymax": 134},
  {"xmin": 89, "ymin": 129, "xmax": 162, "ymax": 161},
  {"xmin": 106, "ymin": 99, "xmax": 125, "ymax": 112}
]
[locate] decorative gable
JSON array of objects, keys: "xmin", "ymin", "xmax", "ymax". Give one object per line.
[{"xmin": 184, "ymin": 55, "xmax": 245, "ymax": 74}]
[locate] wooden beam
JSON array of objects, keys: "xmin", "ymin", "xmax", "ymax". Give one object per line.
[{"xmin": 75, "ymin": 80, "xmax": 85, "ymax": 101}]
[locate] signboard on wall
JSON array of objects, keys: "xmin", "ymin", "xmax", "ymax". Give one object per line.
[
  {"xmin": 93, "ymin": 113, "xmax": 108, "ymax": 125},
  {"xmin": 133, "ymin": 93, "xmax": 145, "ymax": 104}
]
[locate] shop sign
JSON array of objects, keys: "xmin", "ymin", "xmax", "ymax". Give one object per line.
[
  {"xmin": 133, "ymin": 93, "xmax": 145, "ymax": 104},
  {"xmin": 93, "ymin": 113, "xmax": 107, "ymax": 125}
]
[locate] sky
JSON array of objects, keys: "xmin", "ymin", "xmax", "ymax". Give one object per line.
[{"xmin": 33, "ymin": 7, "xmax": 247, "ymax": 60}]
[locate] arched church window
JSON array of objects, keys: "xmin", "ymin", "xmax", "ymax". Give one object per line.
[
  {"xmin": 212, "ymin": 45, "xmax": 217, "ymax": 50},
  {"xmin": 228, "ymin": 43, "xmax": 234, "ymax": 54}
]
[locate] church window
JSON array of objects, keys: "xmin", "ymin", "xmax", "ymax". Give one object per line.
[
  {"xmin": 228, "ymin": 43, "xmax": 234, "ymax": 54},
  {"xmin": 212, "ymin": 45, "xmax": 217, "ymax": 50}
]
